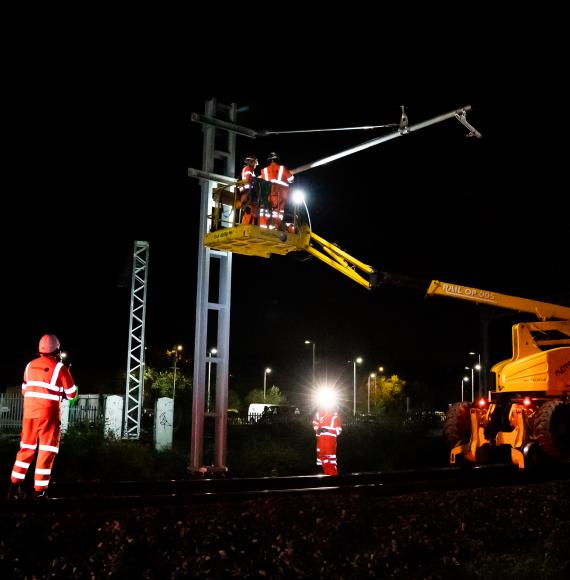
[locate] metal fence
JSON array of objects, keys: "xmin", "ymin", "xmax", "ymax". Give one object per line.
[
  {"xmin": 0, "ymin": 394, "xmax": 23, "ymax": 430},
  {"xmin": 0, "ymin": 394, "xmax": 104, "ymax": 432}
]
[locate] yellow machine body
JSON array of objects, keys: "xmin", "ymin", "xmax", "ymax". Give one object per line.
[{"xmin": 430, "ymin": 280, "xmax": 570, "ymax": 469}]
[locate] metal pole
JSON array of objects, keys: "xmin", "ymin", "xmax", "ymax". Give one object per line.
[
  {"xmin": 173, "ymin": 355, "xmax": 177, "ymax": 400},
  {"xmin": 353, "ymin": 362, "xmax": 356, "ymax": 417},
  {"xmin": 312, "ymin": 343, "xmax": 316, "ymax": 387},
  {"xmin": 263, "ymin": 371, "xmax": 267, "ymax": 402},
  {"xmin": 373, "ymin": 376, "xmax": 377, "ymax": 411},
  {"xmin": 471, "ymin": 367, "xmax": 474, "ymax": 402},
  {"xmin": 477, "ymin": 353, "xmax": 483, "ymax": 397},
  {"xmin": 367, "ymin": 375, "xmax": 371, "ymax": 415},
  {"xmin": 461, "ymin": 378, "xmax": 464, "ymax": 402},
  {"xmin": 207, "ymin": 359, "xmax": 212, "ymax": 413}
]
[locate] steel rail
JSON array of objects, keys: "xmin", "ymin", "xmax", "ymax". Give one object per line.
[{"xmin": 3, "ymin": 462, "xmax": 570, "ymax": 514}]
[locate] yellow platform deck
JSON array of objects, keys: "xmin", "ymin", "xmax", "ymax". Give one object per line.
[{"xmin": 204, "ymin": 225, "xmax": 305, "ymax": 258}]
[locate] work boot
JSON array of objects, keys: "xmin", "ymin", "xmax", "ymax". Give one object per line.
[
  {"xmin": 34, "ymin": 490, "xmax": 48, "ymax": 500},
  {"xmin": 7, "ymin": 482, "xmax": 25, "ymax": 501}
]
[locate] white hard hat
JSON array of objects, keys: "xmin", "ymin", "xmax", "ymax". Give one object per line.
[{"xmin": 39, "ymin": 334, "xmax": 61, "ymax": 354}]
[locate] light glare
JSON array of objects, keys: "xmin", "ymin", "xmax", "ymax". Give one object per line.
[
  {"xmin": 291, "ymin": 189, "xmax": 305, "ymax": 205},
  {"xmin": 314, "ymin": 386, "xmax": 338, "ymax": 409}
]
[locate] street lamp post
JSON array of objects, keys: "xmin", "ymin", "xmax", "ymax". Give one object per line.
[
  {"xmin": 465, "ymin": 366, "xmax": 474, "ymax": 402},
  {"xmin": 263, "ymin": 367, "xmax": 272, "ymax": 402},
  {"xmin": 374, "ymin": 366, "xmax": 383, "ymax": 412},
  {"xmin": 167, "ymin": 345, "xmax": 184, "ymax": 400},
  {"xmin": 461, "ymin": 375, "xmax": 469, "ymax": 401},
  {"xmin": 351, "ymin": 357, "xmax": 363, "ymax": 416},
  {"xmin": 207, "ymin": 347, "xmax": 217, "ymax": 412},
  {"xmin": 469, "ymin": 352, "xmax": 482, "ymax": 398},
  {"xmin": 304, "ymin": 340, "xmax": 316, "ymax": 387},
  {"xmin": 367, "ymin": 373, "xmax": 376, "ymax": 414}
]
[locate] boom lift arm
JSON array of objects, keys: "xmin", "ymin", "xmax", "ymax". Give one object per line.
[
  {"xmin": 426, "ymin": 280, "xmax": 570, "ymax": 321},
  {"xmin": 297, "ymin": 229, "xmax": 377, "ymax": 290}
]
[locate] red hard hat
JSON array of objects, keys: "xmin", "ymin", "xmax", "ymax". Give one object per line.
[{"xmin": 39, "ymin": 334, "xmax": 61, "ymax": 354}]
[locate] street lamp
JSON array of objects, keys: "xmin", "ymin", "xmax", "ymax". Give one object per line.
[
  {"xmin": 461, "ymin": 375, "xmax": 469, "ymax": 401},
  {"xmin": 207, "ymin": 347, "xmax": 217, "ymax": 412},
  {"xmin": 304, "ymin": 340, "xmax": 316, "ymax": 387},
  {"xmin": 367, "ymin": 372, "xmax": 376, "ymax": 414},
  {"xmin": 373, "ymin": 367, "xmax": 384, "ymax": 411},
  {"xmin": 166, "ymin": 344, "xmax": 184, "ymax": 400},
  {"xmin": 465, "ymin": 367, "xmax": 475, "ymax": 402},
  {"xmin": 351, "ymin": 357, "xmax": 363, "ymax": 416},
  {"xmin": 263, "ymin": 367, "xmax": 272, "ymax": 402},
  {"xmin": 469, "ymin": 352, "xmax": 482, "ymax": 398}
]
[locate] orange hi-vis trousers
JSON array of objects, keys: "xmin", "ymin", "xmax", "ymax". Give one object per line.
[
  {"xmin": 11, "ymin": 416, "xmax": 60, "ymax": 491},
  {"xmin": 316, "ymin": 433, "xmax": 338, "ymax": 476}
]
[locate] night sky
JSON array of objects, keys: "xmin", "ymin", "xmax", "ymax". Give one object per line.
[{"xmin": 2, "ymin": 77, "xmax": 568, "ymax": 410}]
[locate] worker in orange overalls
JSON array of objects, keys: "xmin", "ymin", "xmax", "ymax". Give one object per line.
[
  {"xmin": 238, "ymin": 154, "xmax": 259, "ymax": 224},
  {"xmin": 7, "ymin": 334, "xmax": 78, "ymax": 500},
  {"xmin": 313, "ymin": 403, "xmax": 342, "ymax": 475},
  {"xmin": 258, "ymin": 152, "xmax": 294, "ymax": 229}
]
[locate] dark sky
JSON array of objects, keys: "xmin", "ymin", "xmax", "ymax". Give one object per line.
[{"xmin": 2, "ymin": 76, "xmax": 568, "ymax": 409}]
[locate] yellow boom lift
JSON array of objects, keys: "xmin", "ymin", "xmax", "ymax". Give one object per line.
[{"xmin": 204, "ymin": 181, "xmax": 377, "ymax": 289}]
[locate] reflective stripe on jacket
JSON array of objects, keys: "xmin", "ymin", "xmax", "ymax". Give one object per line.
[
  {"xmin": 260, "ymin": 162, "xmax": 294, "ymax": 188},
  {"xmin": 22, "ymin": 355, "xmax": 77, "ymax": 418}
]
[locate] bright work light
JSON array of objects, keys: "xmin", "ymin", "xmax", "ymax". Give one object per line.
[
  {"xmin": 291, "ymin": 189, "xmax": 305, "ymax": 205},
  {"xmin": 313, "ymin": 386, "xmax": 338, "ymax": 409}
]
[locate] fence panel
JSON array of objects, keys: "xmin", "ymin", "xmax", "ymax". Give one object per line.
[
  {"xmin": 0, "ymin": 394, "xmax": 23, "ymax": 432},
  {"xmin": 1, "ymin": 394, "xmax": 105, "ymax": 431}
]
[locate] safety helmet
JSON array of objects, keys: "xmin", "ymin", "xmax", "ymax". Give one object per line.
[
  {"xmin": 267, "ymin": 152, "xmax": 279, "ymax": 161},
  {"xmin": 244, "ymin": 155, "xmax": 258, "ymax": 164},
  {"xmin": 39, "ymin": 334, "xmax": 61, "ymax": 354}
]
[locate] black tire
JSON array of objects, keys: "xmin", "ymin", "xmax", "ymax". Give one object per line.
[
  {"xmin": 534, "ymin": 401, "xmax": 570, "ymax": 459},
  {"xmin": 443, "ymin": 402, "xmax": 471, "ymax": 446}
]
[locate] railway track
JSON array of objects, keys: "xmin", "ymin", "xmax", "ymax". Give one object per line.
[{"xmin": 3, "ymin": 462, "xmax": 570, "ymax": 514}]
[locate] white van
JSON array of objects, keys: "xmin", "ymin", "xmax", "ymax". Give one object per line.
[
  {"xmin": 247, "ymin": 403, "xmax": 275, "ymax": 423},
  {"xmin": 247, "ymin": 403, "xmax": 300, "ymax": 423}
]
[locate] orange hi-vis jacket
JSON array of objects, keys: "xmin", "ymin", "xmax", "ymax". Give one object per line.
[
  {"xmin": 22, "ymin": 355, "xmax": 77, "ymax": 418},
  {"xmin": 260, "ymin": 162, "xmax": 294, "ymax": 204},
  {"xmin": 240, "ymin": 164, "xmax": 258, "ymax": 224},
  {"xmin": 313, "ymin": 409, "xmax": 342, "ymax": 438},
  {"xmin": 241, "ymin": 164, "xmax": 256, "ymax": 187}
]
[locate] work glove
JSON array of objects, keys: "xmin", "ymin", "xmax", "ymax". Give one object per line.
[{"xmin": 69, "ymin": 387, "xmax": 79, "ymax": 408}]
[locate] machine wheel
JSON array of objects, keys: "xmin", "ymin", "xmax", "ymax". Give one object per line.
[
  {"xmin": 534, "ymin": 401, "xmax": 570, "ymax": 459},
  {"xmin": 443, "ymin": 402, "xmax": 471, "ymax": 446}
]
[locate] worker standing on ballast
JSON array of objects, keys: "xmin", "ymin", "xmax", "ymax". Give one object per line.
[
  {"xmin": 7, "ymin": 334, "xmax": 78, "ymax": 500},
  {"xmin": 313, "ymin": 400, "xmax": 342, "ymax": 475}
]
